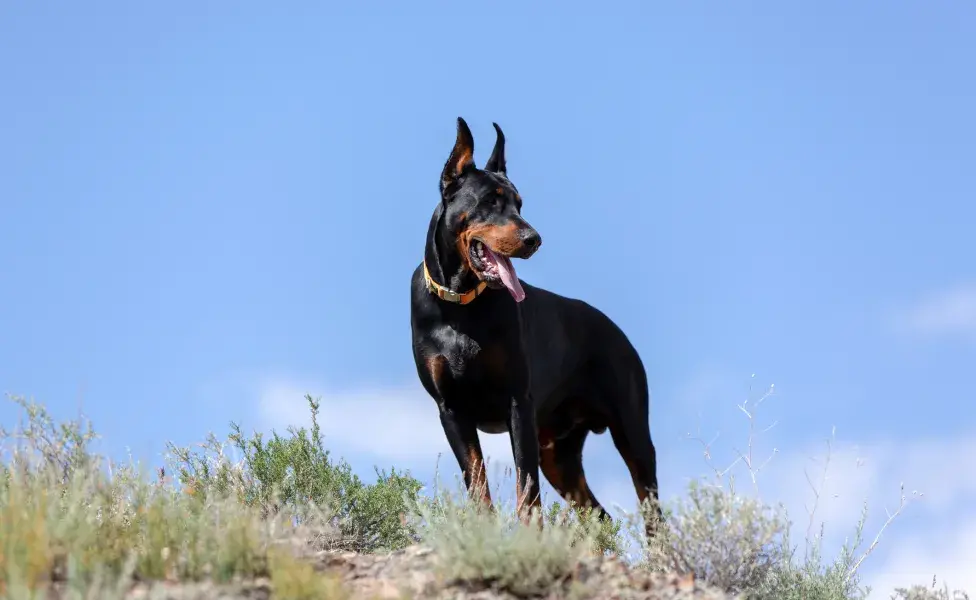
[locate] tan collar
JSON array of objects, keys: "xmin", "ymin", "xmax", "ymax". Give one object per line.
[{"xmin": 423, "ymin": 261, "xmax": 487, "ymax": 305}]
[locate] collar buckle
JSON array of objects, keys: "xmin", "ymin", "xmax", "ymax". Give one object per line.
[{"xmin": 423, "ymin": 261, "xmax": 484, "ymax": 305}]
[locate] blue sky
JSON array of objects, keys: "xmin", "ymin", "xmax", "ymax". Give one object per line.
[{"xmin": 2, "ymin": 2, "xmax": 974, "ymax": 596}]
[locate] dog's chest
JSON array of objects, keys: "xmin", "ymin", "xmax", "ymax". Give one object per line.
[
  {"xmin": 442, "ymin": 328, "xmax": 516, "ymax": 432},
  {"xmin": 443, "ymin": 327, "xmax": 512, "ymax": 383}
]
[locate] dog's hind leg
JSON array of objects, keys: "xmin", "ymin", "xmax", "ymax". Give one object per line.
[
  {"xmin": 608, "ymin": 416, "xmax": 662, "ymax": 539},
  {"xmin": 601, "ymin": 371, "xmax": 663, "ymax": 539},
  {"xmin": 539, "ymin": 426, "xmax": 611, "ymax": 520}
]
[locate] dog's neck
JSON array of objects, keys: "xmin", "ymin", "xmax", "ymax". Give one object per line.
[{"xmin": 424, "ymin": 204, "xmax": 482, "ymax": 293}]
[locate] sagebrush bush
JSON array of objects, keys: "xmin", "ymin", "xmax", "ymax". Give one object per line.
[
  {"xmin": 633, "ymin": 480, "xmax": 786, "ymax": 593},
  {"xmin": 629, "ymin": 483, "xmax": 870, "ymax": 599}
]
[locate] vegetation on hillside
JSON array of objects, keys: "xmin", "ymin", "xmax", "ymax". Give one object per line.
[{"xmin": 0, "ymin": 392, "xmax": 968, "ymax": 599}]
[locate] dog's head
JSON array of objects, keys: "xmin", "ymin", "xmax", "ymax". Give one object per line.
[{"xmin": 438, "ymin": 117, "xmax": 541, "ymax": 303}]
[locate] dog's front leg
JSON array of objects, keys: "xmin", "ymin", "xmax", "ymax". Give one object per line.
[
  {"xmin": 508, "ymin": 395, "xmax": 542, "ymax": 526},
  {"xmin": 439, "ymin": 407, "xmax": 492, "ymax": 508}
]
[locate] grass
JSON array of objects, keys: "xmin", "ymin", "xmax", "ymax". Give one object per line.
[
  {"xmin": 0, "ymin": 390, "xmax": 969, "ymax": 600},
  {"xmin": 0, "ymin": 395, "xmax": 349, "ymax": 599}
]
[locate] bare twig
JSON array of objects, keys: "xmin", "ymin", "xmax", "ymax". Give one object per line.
[
  {"xmin": 845, "ymin": 483, "xmax": 920, "ymax": 581},
  {"xmin": 802, "ymin": 432, "xmax": 834, "ymax": 557},
  {"xmin": 683, "ymin": 375, "xmax": 779, "ymax": 501}
]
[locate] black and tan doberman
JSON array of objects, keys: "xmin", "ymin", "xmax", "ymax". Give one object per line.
[{"xmin": 409, "ymin": 117, "xmax": 662, "ymax": 538}]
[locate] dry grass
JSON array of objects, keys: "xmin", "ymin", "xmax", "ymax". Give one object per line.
[{"xmin": 0, "ymin": 395, "xmax": 347, "ymax": 598}]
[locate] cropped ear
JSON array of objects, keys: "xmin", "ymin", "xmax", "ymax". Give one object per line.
[
  {"xmin": 440, "ymin": 117, "xmax": 476, "ymax": 194},
  {"xmin": 484, "ymin": 122, "xmax": 506, "ymax": 175}
]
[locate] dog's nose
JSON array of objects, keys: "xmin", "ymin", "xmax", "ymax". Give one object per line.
[{"xmin": 520, "ymin": 229, "xmax": 542, "ymax": 255}]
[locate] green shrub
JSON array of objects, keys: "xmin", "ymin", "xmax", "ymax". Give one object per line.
[{"xmin": 166, "ymin": 394, "xmax": 424, "ymax": 553}]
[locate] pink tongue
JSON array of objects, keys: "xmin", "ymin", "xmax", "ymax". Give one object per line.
[{"xmin": 487, "ymin": 248, "xmax": 525, "ymax": 302}]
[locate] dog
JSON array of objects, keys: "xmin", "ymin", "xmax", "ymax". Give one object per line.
[{"xmin": 409, "ymin": 117, "xmax": 662, "ymax": 538}]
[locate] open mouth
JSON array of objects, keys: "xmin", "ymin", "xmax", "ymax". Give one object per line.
[{"xmin": 469, "ymin": 239, "xmax": 526, "ymax": 303}]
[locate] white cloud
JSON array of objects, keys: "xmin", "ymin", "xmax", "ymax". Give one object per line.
[
  {"xmin": 896, "ymin": 282, "xmax": 976, "ymax": 339},
  {"xmin": 255, "ymin": 376, "xmax": 515, "ymax": 467},
  {"xmin": 762, "ymin": 433, "xmax": 976, "ymax": 531}
]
